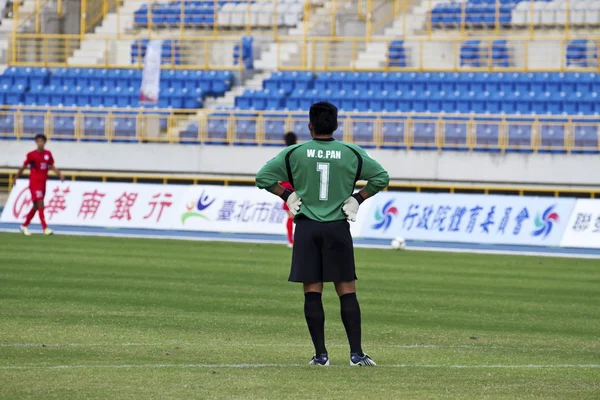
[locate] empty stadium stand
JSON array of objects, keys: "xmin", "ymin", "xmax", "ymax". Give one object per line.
[
  {"xmin": 430, "ymin": 0, "xmax": 600, "ymax": 28},
  {"xmin": 2, "ymin": 0, "xmax": 599, "ymax": 155},
  {"xmin": 512, "ymin": 0, "xmax": 600, "ymax": 26},
  {"xmin": 235, "ymin": 71, "xmax": 600, "ymax": 115},
  {"xmin": 0, "ymin": 67, "xmax": 233, "ymax": 109},
  {"xmin": 134, "ymin": 0, "xmax": 303, "ymax": 28}
]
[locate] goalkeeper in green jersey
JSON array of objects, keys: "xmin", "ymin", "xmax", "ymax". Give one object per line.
[{"xmin": 256, "ymin": 102, "xmax": 390, "ymax": 366}]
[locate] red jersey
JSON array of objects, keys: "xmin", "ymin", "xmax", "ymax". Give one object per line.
[{"xmin": 24, "ymin": 150, "xmax": 54, "ymax": 184}]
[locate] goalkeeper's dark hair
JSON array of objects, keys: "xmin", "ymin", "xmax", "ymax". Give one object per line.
[
  {"xmin": 309, "ymin": 102, "xmax": 338, "ymax": 136},
  {"xmin": 34, "ymin": 134, "xmax": 47, "ymax": 143},
  {"xmin": 284, "ymin": 131, "xmax": 297, "ymax": 147}
]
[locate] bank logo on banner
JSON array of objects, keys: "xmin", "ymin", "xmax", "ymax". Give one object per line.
[
  {"xmin": 11, "ymin": 185, "xmax": 71, "ymax": 221},
  {"xmin": 372, "ymin": 199, "xmax": 398, "ymax": 232},
  {"xmin": 531, "ymin": 205, "xmax": 560, "ymax": 238},
  {"xmin": 181, "ymin": 191, "xmax": 216, "ymax": 224},
  {"xmin": 359, "ymin": 193, "xmax": 576, "ymax": 246},
  {"xmin": 1, "ymin": 180, "xmax": 183, "ymax": 228}
]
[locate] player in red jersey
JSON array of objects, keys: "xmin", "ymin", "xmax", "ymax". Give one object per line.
[
  {"xmin": 14, "ymin": 134, "xmax": 64, "ymax": 236},
  {"xmin": 282, "ymin": 132, "xmax": 297, "ymax": 248}
]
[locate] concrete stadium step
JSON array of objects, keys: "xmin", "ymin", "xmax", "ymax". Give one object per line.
[
  {"xmin": 67, "ymin": 2, "xmax": 138, "ymax": 67},
  {"xmin": 204, "ymin": 71, "xmax": 272, "ymax": 109},
  {"xmin": 354, "ymin": 0, "xmax": 448, "ymax": 69}
]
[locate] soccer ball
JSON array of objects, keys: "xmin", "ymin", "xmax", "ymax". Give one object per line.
[{"xmin": 390, "ymin": 237, "xmax": 406, "ymax": 250}]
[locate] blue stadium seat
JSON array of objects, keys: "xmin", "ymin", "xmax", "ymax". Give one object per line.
[
  {"xmin": 23, "ymin": 115, "xmax": 45, "ymax": 136},
  {"xmin": 474, "ymin": 118, "xmax": 501, "ymax": 151},
  {"xmin": 351, "ymin": 116, "xmax": 375, "ymax": 146},
  {"xmin": 573, "ymin": 121, "xmax": 599, "ymax": 153},
  {"xmin": 566, "ymin": 40, "xmax": 592, "ymax": 67},
  {"xmin": 388, "ymin": 40, "xmax": 407, "ymax": 68},
  {"xmin": 506, "ymin": 119, "xmax": 533, "ymax": 152},
  {"xmin": 460, "ymin": 40, "xmax": 481, "ymax": 67},
  {"xmin": 291, "ymin": 114, "xmax": 311, "ymax": 141},
  {"xmin": 381, "ymin": 116, "xmax": 406, "ymax": 149},
  {"xmin": 539, "ymin": 120, "xmax": 567, "ymax": 153},
  {"xmin": 80, "ymin": 113, "xmax": 107, "ymax": 141},
  {"xmin": 53, "ymin": 116, "xmax": 76, "ymax": 140},
  {"xmin": 263, "ymin": 113, "xmax": 287, "ymax": 144},
  {"xmin": 0, "ymin": 114, "xmax": 15, "ymax": 134},
  {"xmin": 114, "ymin": 117, "xmax": 138, "ymax": 142},
  {"xmin": 412, "ymin": 117, "xmax": 437, "ymax": 150},
  {"xmin": 235, "ymin": 116, "xmax": 258, "ymax": 143},
  {"xmin": 443, "ymin": 117, "xmax": 469, "ymax": 150},
  {"xmin": 206, "ymin": 114, "xmax": 229, "ymax": 143},
  {"xmin": 180, "ymin": 122, "xmax": 200, "ymax": 143}
]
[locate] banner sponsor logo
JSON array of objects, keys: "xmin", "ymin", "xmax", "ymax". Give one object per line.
[
  {"xmin": 181, "ymin": 191, "xmax": 216, "ymax": 224},
  {"xmin": 531, "ymin": 205, "xmax": 560, "ymax": 238},
  {"xmin": 360, "ymin": 193, "xmax": 576, "ymax": 246},
  {"xmin": 560, "ymin": 200, "xmax": 600, "ymax": 248},
  {"xmin": 371, "ymin": 199, "xmax": 398, "ymax": 232}
]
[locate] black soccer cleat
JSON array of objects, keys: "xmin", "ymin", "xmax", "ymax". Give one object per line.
[
  {"xmin": 309, "ymin": 353, "xmax": 330, "ymax": 366},
  {"xmin": 350, "ymin": 353, "xmax": 376, "ymax": 366}
]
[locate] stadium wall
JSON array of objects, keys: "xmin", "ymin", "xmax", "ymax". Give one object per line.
[{"xmin": 0, "ymin": 142, "xmax": 597, "ymax": 187}]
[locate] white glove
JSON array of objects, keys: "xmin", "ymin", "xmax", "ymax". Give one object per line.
[
  {"xmin": 286, "ymin": 191, "xmax": 302, "ymax": 216},
  {"xmin": 342, "ymin": 195, "xmax": 360, "ymax": 222}
]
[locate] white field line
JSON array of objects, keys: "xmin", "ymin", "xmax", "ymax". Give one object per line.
[
  {"xmin": 405, "ymin": 245, "xmax": 600, "ymax": 259},
  {"xmin": 1, "ymin": 363, "xmax": 599, "ymax": 371},
  {"xmin": 2, "ymin": 227, "xmax": 599, "ymax": 259},
  {"xmin": 0, "ymin": 343, "xmax": 569, "ymax": 352}
]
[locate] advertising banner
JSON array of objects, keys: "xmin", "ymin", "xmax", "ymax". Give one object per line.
[
  {"xmin": 359, "ymin": 193, "xmax": 576, "ymax": 247},
  {"xmin": 1, "ymin": 181, "xmax": 291, "ymax": 235},
  {"xmin": 1, "ymin": 180, "xmax": 186, "ymax": 229},
  {"xmin": 174, "ymin": 185, "xmax": 290, "ymax": 234},
  {"xmin": 560, "ymin": 199, "xmax": 600, "ymax": 249},
  {"xmin": 4, "ymin": 181, "xmax": 577, "ymax": 247}
]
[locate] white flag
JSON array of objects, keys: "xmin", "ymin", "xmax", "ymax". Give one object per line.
[{"xmin": 139, "ymin": 40, "xmax": 163, "ymax": 104}]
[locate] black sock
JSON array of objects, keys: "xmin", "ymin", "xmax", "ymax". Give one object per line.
[
  {"xmin": 304, "ymin": 292, "xmax": 327, "ymax": 355},
  {"xmin": 340, "ymin": 293, "xmax": 363, "ymax": 355}
]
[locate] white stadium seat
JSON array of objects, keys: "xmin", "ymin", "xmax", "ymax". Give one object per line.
[{"xmin": 509, "ymin": 0, "xmax": 600, "ymax": 27}]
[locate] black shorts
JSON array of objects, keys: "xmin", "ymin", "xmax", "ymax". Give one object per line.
[{"xmin": 289, "ymin": 218, "xmax": 357, "ymax": 283}]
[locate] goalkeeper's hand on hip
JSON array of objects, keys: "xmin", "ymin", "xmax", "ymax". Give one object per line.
[
  {"xmin": 281, "ymin": 189, "xmax": 302, "ymax": 216},
  {"xmin": 342, "ymin": 192, "xmax": 365, "ymax": 222}
]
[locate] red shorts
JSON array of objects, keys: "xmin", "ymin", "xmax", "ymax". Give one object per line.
[
  {"xmin": 29, "ymin": 182, "xmax": 46, "ymax": 202},
  {"xmin": 283, "ymin": 202, "xmax": 290, "ymax": 211}
]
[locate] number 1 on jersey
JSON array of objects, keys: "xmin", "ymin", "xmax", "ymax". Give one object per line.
[{"xmin": 317, "ymin": 162, "xmax": 330, "ymax": 201}]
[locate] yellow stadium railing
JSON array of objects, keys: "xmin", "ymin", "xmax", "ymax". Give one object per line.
[
  {"xmin": 276, "ymin": 36, "xmax": 600, "ymax": 72},
  {"xmin": 9, "ymin": 33, "xmax": 247, "ymax": 70},
  {"xmin": 0, "ymin": 107, "xmax": 599, "ymax": 154},
  {"xmin": 1, "ymin": 169, "xmax": 598, "ymax": 199},
  {"xmin": 8, "ymin": 32, "xmax": 600, "ymax": 72}
]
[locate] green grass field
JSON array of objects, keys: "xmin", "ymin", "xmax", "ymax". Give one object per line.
[{"xmin": 0, "ymin": 232, "xmax": 599, "ymax": 399}]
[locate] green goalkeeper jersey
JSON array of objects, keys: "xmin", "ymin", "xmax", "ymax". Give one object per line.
[{"xmin": 256, "ymin": 138, "xmax": 390, "ymax": 222}]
